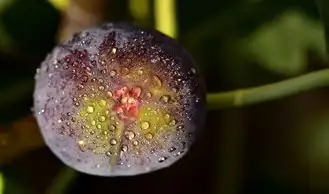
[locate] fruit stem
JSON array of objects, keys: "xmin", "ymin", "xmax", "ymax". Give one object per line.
[{"xmin": 206, "ymin": 69, "xmax": 329, "ymax": 110}]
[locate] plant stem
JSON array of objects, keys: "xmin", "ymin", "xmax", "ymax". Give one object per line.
[{"xmin": 206, "ymin": 69, "xmax": 329, "ymax": 110}]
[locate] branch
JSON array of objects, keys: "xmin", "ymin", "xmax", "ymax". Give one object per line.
[
  {"xmin": 57, "ymin": 0, "xmax": 107, "ymax": 42},
  {"xmin": 207, "ymin": 69, "xmax": 329, "ymax": 110},
  {"xmin": 0, "ymin": 115, "xmax": 44, "ymax": 166}
]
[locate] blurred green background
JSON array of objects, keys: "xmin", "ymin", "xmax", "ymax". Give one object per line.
[{"xmin": 0, "ymin": 0, "xmax": 329, "ymax": 193}]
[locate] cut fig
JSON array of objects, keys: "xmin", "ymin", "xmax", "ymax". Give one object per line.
[{"xmin": 33, "ymin": 22, "xmax": 205, "ymax": 176}]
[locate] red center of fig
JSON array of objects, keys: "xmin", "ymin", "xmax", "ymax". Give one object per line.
[{"xmin": 112, "ymin": 86, "xmax": 142, "ymax": 121}]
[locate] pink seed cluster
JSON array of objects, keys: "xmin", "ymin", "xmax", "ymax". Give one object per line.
[{"xmin": 33, "ymin": 22, "xmax": 205, "ymax": 176}]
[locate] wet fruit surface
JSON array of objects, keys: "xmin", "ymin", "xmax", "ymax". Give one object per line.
[{"xmin": 33, "ymin": 22, "xmax": 205, "ymax": 176}]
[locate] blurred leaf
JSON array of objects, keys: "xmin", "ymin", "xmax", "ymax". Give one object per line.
[
  {"xmin": 48, "ymin": 0, "xmax": 69, "ymax": 11},
  {"xmin": 243, "ymin": 9, "xmax": 326, "ymax": 76},
  {"xmin": 47, "ymin": 167, "xmax": 77, "ymax": 194},
  {"xmin": 1, "ymin": 0, "xmax": 60, "ymax": 55},
  {"xmin": 0, "ymin": 173, "xmax": 3, "ymax": 194},
  {"xmin": 317, "ymin": 0, "xmax": 329, "ymax": 60},
  {"xmin": 2, "ymin": 171, "xmax": 31, "ymax": 194},
  {"xmin": 0, "ymin": 115, "xmax": 44, "ymax": 166},
  {"xmin": 0, "ymin": 0, "xmax": 15, "ymax": 53},
  {"xmin": 297, "ymin": 107, "xmax": 329, "ymax": 190}
]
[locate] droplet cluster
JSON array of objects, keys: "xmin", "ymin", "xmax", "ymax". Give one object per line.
[{"xmin": 33, "ymin": 22, "xmax": 205, "ymax": 176}]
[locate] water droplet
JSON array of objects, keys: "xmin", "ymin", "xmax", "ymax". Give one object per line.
[
  {"xmin": 107, "ymin": 91, "xmax": 113, "ymax": 97},
  {"xmin": 77, "ymin": 84, "xmax": 84, "ymax": 90},
  {"xmin": 106, "ymin": 151, "xmax": 112, "ymax": 157},
  {"xmin": 109, "ymin": 124, "xmax": 116, "ymax": 131},
  {"xmin": 121, "ymin": 145, "xmax": 128, "ymax": 152},
  {"xmin": 99, "ymin": 100, "xmax": 107, "ymax": 106},
  {"xmin": 120, "ymin": 67, "xmax": 129, "ymax": 75},
  {"xmin": 158, "ymin": 157, "xmax": 167, "ymax": 163},
  {"xmin": 137, "ymin": 69, "xmax": 144, "ymax": 75},
  {"xmin": 175, "ymin": 152, "xmax": 182, "ymax": 156},
  {"xmin": 90, "ymin": 130, "xmax": 95, "ymax": 135},
  {"xmin": 124, "ymin": 130, "xmax": 135, "ymax": 140},
  {"xmin": 177, "ymin": 125, "xmax": 184, "ymax": 130},
  {"xmin": 146, "ymin": 92, "xmax": 152, "ymax": 98},
  {"xmin": 87, "ymin": 106, "xmax": 94, "ymax": 113},
  {"xmin": 109, "ymin": 70, "xmax": 116, "ymax": 77},
  {"xmin": 96, "ymin": 164, "xmax": 101, "ymax": 168},
  {"xmin": 132, "ymin": 140, "xmax": 139, "ymax": 146},
  {"xmin": 57, "ymin": 119, "xmax": 62, "ymax": 123},
  {"xmin": 169, "ymin": 119, "xmax": 177, "ymax": 126},
  {"xmin": 97, "ymin": 124, "xmax": 102, "ymax": 129},
  {"xmin": 112, "ymin": 48, "xmax": 117, "ymax": 54},
  {"xmin": 78, "ymin": 140, "xmax": 85, "ymax": 145},
  {"xmin": 78, "ymin": 140, "xmax": 85, "ymax": 152},
  {"xmin": 38, "ymin": 109, "xmax": 45, "ymax": 115},
  {"xmin": 81, "ymin": 75, "xmax": 88, "ymax": 82},
  {"xmin": 102, "ymin": 131, "xmax": 108, "ymax": 135},
  {"xmin": 191, "ymin": 68, "xmax": 196, "ymax": 74},
  {"xmin": 141, "ymin": 121, "xmax": 150, "ymax": 130},
  {"xmin": 99, "ymin": 116, "xmax": 106, "ymax": 122},
  {"xmin": 145, "ymin": 133, "xmax": 153, "ymax": 140},
  {"xmin": 110, "ymin": 138, "xmax": 117, "ymax": 145},
  {"xmin": 101, "ymin": 69, "xmax": 107, "ymax": 74},
  {"xmin": 160, "ymin": 95, "xmax": 170, "ymax": 103},
  {"xmin": 91, "ymin": 120, "xmax": 96, "ymax": 125},
  {"xmin": 99, "ymin": 86, "xmax": 105, "ymax": 91},
  {"xmin": 169, "ymin": 147, "xmax": 176, "ymax": 153},
  {"xmin": 152, "ymin": 76, "xmax": 162, "ymax": 87},
  {"xmin": 164, "ymin": 114, "xmax": 170, "ymax": 120}
]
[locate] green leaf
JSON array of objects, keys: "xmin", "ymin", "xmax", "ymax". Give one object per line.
[{"xmin": 243, "ymin": 9, "xmax": 326, "ymax": 76}]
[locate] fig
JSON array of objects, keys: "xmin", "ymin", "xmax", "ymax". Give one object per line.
[{"xmin": 33, "ymin": 22, "xmax": 205, "ymax": 176}]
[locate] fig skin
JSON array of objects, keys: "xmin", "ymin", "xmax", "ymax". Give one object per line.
[{"xmin": 33, "ymin": 22, "xmax": 206, "ymax": 176}]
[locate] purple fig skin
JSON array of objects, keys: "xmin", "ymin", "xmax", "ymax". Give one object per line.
[{"xmin": 33, "ymin": 22, "xmax": 206, "ymax": 176}]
